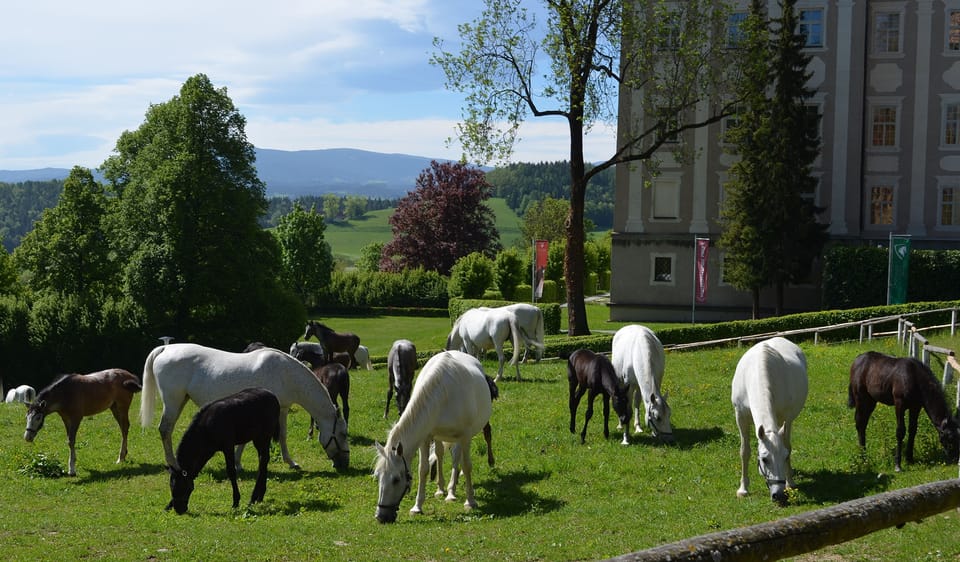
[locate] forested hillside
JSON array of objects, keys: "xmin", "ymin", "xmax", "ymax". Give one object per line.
[
  {"xmin": 0, "ymin": 180, "xmax": 62, "ymax": 252},
  {"xmin": 484, "ymin": 161, "xmax": 614, "ymax": 229}
]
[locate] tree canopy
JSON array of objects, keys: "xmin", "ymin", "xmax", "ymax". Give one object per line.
[
  {"xmin": 273, "ymin": 202, "xmax": 334, "ymax": 308},
  {"xmin": 381, "ymin": 160, "xmax": 501, "ymax": 274},
  {"xmin": 433, "ymin": 0, "xmax": 740, "ymax": 335}
]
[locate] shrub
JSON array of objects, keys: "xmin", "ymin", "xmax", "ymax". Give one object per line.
[
  {"xmin": 448, "ymin": 252, "xmax": 494, "ymax": 299},
  {"xmin": 495, "ymin": 248, "xmax": 525, "ymax": 301},
  {"xmin": 448, "ymin": 298, "xmax": 562, "ymax": 335},
  {"xmin": 541, "ymin": 280, "xmax": 559, "ymax": 303},
  {"xmin": 316, "ymin": 269, "xmax": 449, "ymax": 312}
]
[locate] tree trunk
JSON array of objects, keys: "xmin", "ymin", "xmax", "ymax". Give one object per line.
[
  {"xmin": 751, "ymin": 287, "xmax": 760, "ymax": 320},
  {"xmin": 609, "ymin": 478, "xmax": 960, "ymax": 562},
  {"xmin": 565, "ymin": 116, "xmax": 590, "ymax": 336}
]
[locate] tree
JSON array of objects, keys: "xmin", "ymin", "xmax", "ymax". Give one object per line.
[
  {"xmin": 719, "ymin": 0, "xmax": 828, "ymax": 318},
  {"xmin": 434, "ymin": 0, "xmax": 740, "ymax": 335},
  {"xmin": 495, "ymin": 247, "xmax": 526, "ymax": 300},
  {"xmin": 322, "ymin": 194, "xmax": 341, "ymax": 221},
  {"xmin": 520, "ymin": 196, "xmax": 592, "ymax": 246},
  {"xmin": 449, "ymin": 251, "xmax": 495, "ymax": 298},
  {"xmin": 344, "ymin": 195, "xmax": 368, "ymax": 220},
  {"xmin": 381, "ymin": 160, "xmax": 502, "ymax": 274},
  {"xmin": 102, "ymin": 73, "xmax": 299, "ymax": 347},
  {"xmin": 14, "ymin": 167, "xmax": 117, "ymax": 303},
  {"xmin": 0, "ymin": 237, "xmax": 20, "ymax": 296},
  {"xmin": 357, "ymin": 242, "xmax": 385, "ymax": 273},
  {"xmin": 274, "ymin": 202, "xmax": 334, "ymax": 307}
]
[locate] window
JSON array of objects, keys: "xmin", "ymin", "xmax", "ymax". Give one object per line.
[
  {"xmin": 659, "ymin": 13, "xmax": 682, "ymax": 51},
  {"xmin": 727, "ymin": 12, "xmax": 747, "ymax": 48},
  {"xmin": 652, "ymin": 255, "xmax": 675, "ymax": 284},
  {"xmin": 656, "ymin": 108, "xmax": 681, "ymax": 144},
  {"xmin": 652, "ymin": 178, "xmax": 680, "ymax": 219},
  {"xmin": 870, "ymin": 185, "xmax": 895, "ymax": 225},
  {"xmin": 799, "ymin": 8, "xmax": 824, "ymax": 48},
  {"xmin": 873, "ymin": 11, "xmax": 901, "ymax": 54},
  {"xmin": 945, "ymin": 102, "xmax": 960, "ymax": 146},
  {"xmin": 950, "ymin": 10, "xmax": 960, "ymax": 51},
  {"xmin": 871, "ymin": 106, "xmax": 898, "ymax": 147},
  {"xmin": 940, "ymin": 186, "xmax": 960, "ymax": 226}
]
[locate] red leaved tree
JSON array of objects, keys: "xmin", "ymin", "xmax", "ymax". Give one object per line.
[{"xmin": 381, "ymin": 160, "xmax": 501, "ymax": 274}]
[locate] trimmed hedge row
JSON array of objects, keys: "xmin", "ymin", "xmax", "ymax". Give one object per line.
[{"xmin": 447, "ymin": 298, "xmax": 562, "ymax": 335}]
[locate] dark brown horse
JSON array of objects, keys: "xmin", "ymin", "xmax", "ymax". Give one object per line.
[
  {"xmin": 24, "ymin": 369, "xmax": 142, "ymax": 476},
  {"xmin": 848, "ymin": 351, "xmax": 960, "ymax": 471},
  {"xmin": 304, "ymin": 321, "xmax": 360, "ymax": 369},
  {"xmin": 167, "ymin": 387, "xmax": 280, "ymax": 514},
  {"xmin": 567, "ymin": 349, "xmax": 631, "ymax": 444}
]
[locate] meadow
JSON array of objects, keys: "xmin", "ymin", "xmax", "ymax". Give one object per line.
[{"xmin": 1, "ymin": 325, "xmax": 958, "ymax": 561}]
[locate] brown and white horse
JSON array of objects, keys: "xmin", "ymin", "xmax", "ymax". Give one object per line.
[{"xmin": 24, "ymin": 369, "xmax": 142, "ymax": 476}]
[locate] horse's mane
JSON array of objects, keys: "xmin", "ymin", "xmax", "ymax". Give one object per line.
[
  {"xmin": 385, "ymin": 352, "xmax": 457, "ymax": 450},
  {"xmin": 37, "ymin": 374, "xmax": 75, "ymax": 398}
]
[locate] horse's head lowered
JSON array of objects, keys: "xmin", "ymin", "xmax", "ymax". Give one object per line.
[
  {"xmin": 23, "ymin": 400, "xmax": 49, "ymax": 442},
  {"xmin": 937, "ymin": 413, "xmax": 960, "ymax": 463},
  {"xmin": 166, "ymin": 466, "xmax": 195, "ymax": 514},
  {"xmin": 373, "ymin": 441, "xmax": 412, "ymax": 523},
  {"xmin": 646, "ymin": 392, "xmax": 674, "ymax": 444},
  {"xmin": 318, "ymin": 410, "xmax": 350, "ymax": 472},
  {"xmin": 756, "ymin": 423, "xmax": 791, "ymax": 505}
]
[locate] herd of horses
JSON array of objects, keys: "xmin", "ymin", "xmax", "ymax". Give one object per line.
[{"xmin": 6, "ymin": 305, "xmax": 960, "ymax": 519}]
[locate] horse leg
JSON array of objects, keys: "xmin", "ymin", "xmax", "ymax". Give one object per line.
[
  {"xmin": 459, "ymin": 438, "xmax": 476, "ymax": 510},
  {"xmin": 446, "ymin": 443, "xmax": 462, "ymax": 501},
  {"xmin": 276, "ymin": 408, "xmax": 300, "ymax": 469},
  {"xmin": 632, "ymin": 386, "xmax": 645, "ymax": 435},
  {"xmin": 494, "ymin": 345, "xmax": 505, "ymax": 382},
  {"xmin": 250, "ymin": 436, "xmax": 271, "ymax": 504},
  {"xmin": 569, "ymin": 380, "xmax": 586, "ymax": 435},
  {"xmin": 411, "ymin": 442, "xmax": 430, "ymax": 515},
  {"xmin": 735, "ymin": 409, "xmax": 752, "ymax": 497},
  {"xmin": 853, "ymin": 398, "xmax": 876, "ymax": 449},
  {"xmin": 308, "ymin": 417, "xmax": 315, "ymax": 440},
  {"xmin": 158, "ymin": 394, "xmax": 189, "ymax": 471},
  {"xmin": 601, "ymin": 393, "xmax": 611, "ymax": 440},
  {"xmin": 223, "ymin": 449, "xmax": 241, "ymax": 509},
  {"xmin": 384, "ymin": 384, "xmax": 393, "ymax": 419},
  {"xmin": 431, "ymin": 440, "xmax": 447, "ymax": 499},
  {"xmin": 894, "ymin": 403, "xmax": 907, "ymax": 472},
  {"xmin": 581, "ymin": 391, "xmax": 596, "ymax": 444},
  {"xmin": 483, "ymin": 423, "xmax": 494, "ymax": 467},
  {"xmin": 620, "ymin": 387, "xmax": 634, "ymax": 445},
  {"xmin": 110, "ymin": 402, "xmax": 130, "ymax": 463},
  {"xmin": 783, "ymin": 421, "xmax": 795, "ymax": 489},
  {"xmin": 64, "ymin": 418, "xmax": 80, "ymax": 477},
  {"xmin": 340, "ymin": 392, "xmax": 349, "ymax": 426},
  {"xmin": 905, "ymin": 406, "xmax": 921, "ymax": 465}
]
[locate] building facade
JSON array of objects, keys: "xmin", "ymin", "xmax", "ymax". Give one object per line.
[{"xmin": 611, "ymin": 0, "xmax": 960, "ymax": 322}]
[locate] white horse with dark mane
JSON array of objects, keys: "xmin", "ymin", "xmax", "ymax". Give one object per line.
[
  {"xmin": 446, "ymin": 307, "xmax": 521, "ymax": 381},
  {"xmin": 140, "ymin": 343, "xmax": 349, "ymax": 473},
  {"xmin": 611, "ymin": 325, "xmax": 674, "ymax": 444},
  {"xmin": 5, "ymin": 385, "xmax": 36, "ymax": 404},
  {"xmin": 731, "ymin": 337, "xmax": 808, "ymax": 505},
  {"xmin": 500, "ymin": 303, "xmax": 545, "ymax": 362},
  {"xmin": 374, "ymin": 350, "xmax": 496, "ymax": 523}
]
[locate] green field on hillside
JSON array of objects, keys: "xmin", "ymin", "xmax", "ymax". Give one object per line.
[{"xmin": 324, "ymin": 198, "xmax": 523, "ymax": 263}]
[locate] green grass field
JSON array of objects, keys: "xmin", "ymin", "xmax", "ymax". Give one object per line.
[
  {"xmin": 325, "ymin": 198, "xmax": 523, "ymax": 263},
  {"xmin": 1, "ymin": 324, "xmax": 958, "ymax": 560}
]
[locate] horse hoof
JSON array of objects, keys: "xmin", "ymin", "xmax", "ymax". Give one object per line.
[
  {"xmin": 464, "ymin": 501, "xmax": 477, "ymax": 510},
  {"xmin": 737, "ymin": 490, "xmax": 749, "ymax": 498},
  {"xmin": 445, "ymin": 494, "xmax": 457, "ymax": 502},
  {"xmin": 434, "ymin": 490, "xmax": 445, "ymax": 498},
  {"xmin": 410, "ymin": 506, "xmax": 423, "ymax": 515}
]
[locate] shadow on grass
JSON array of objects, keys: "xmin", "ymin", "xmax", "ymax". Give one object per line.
[
  {"xmin": 620, "ymin": 426, "xmax": 726, "ymax": 449},
  {"xmin": 77, "ymin": 461, "xmax": 166, "ymax": 483},
  {"xmin": 473, "ymin": 468, "xmax": 565, "ymax": 518},
  {"xmin": 795, "ymin": 467, "xmax": 893, "ymax": 504}
]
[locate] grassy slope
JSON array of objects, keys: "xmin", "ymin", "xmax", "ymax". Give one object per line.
[
  {"xmin": 1, "ymin": 328, "xmax": 958, "ymax": 561},
  {"xmin": 324, "ymin": 198, "xmax": 523, "ymax": 263}
]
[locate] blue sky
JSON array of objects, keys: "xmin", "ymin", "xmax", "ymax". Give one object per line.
[{"xmin": 0, "ymin": 0, "xmax": 616, "ymax": 171}]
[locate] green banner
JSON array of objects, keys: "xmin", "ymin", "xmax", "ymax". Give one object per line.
[{"xmin": 887, "ymin": 235, "xmax": 911, "ymax": 305}]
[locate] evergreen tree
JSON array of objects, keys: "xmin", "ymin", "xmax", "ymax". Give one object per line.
[{"xmin": 719, "ymin": 0, "xmax": 827, "ymax": 317}]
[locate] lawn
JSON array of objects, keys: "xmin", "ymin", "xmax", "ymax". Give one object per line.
[{"xmin": 1, "ymin": 327, "xmax": 958, "ymax": 561}]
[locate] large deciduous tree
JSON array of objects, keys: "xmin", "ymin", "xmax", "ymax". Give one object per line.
[
  {"xmin": 719, "ymin": 0, "xmax": 828, "ymax": 318},
  {"xmin": 434, "ymin": 0, "xmax": 739, "ymax": 335},
  {"xmin": 102, "ymin": 73, "xmax": 302, "ymax": 347},
  {"xmin": 273, "ymin": 202, "xmax": 334, "ymax": 307},
  {"xmin": 381, "ymin": 160, "xmax": 501, "ymax": 274}
]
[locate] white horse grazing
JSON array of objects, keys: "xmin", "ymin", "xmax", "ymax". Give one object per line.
[
  {"xmin": 500, "ymin": 303, "xmax": 545, "ymax": 362},
  {"xmin": 611, "ymin": 325, "xmax": 673, "ymax": 444},
  {"xmin": 731, "ymin": 337, "xmax": 808, "ymax": 504},
  {"xmin": 355, "ymin": 345, "xmax": 373, "ymax": 370},
  {"xmin": 5, "ymin": 385, "xmax": 36, "ymax": 404},
  {"xmin": 140, "ymin": 343, "xmax": 349, "ymax": 473},
  {"xmin": 374, "ymin": 350, "xmax": 495, "ymax": 523},
  {"xmin": 446, "ymin": 307, "xmax": 521, "ymax": 381}
]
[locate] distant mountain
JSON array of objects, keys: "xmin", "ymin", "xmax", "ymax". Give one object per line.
[{"xmin": 0, "ymin": 148, "xmax": 458, "ymax": 199}]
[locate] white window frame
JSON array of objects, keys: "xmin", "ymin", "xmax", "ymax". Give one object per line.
[
  {"xmin": 871, "ymin": 4, "xmax": 904, "ymax": 56},
  {"xmin": 947, "ymin": 7, "xmax": 960, "ymax": 54},
  {"xmin": 650, "ymin": 253, "xmax": 676, "ymax": 286},
  {"xmin": 937, "ymin": 178, "xmax": 960, "ymax": 228},
  {"xmin": 868, "ymin": 99, "xmax": 902, "ymax": 150},
  {"xmin": 941, "ymin": 95, "xmax": 960, "ymax": 149},
  {"xmin": 651, "ymin": 174, "xmax": 681, "ymax": 221},
  {"xmin": 798, "ymin": 6, "xmax": 826, "ymax": 49}
]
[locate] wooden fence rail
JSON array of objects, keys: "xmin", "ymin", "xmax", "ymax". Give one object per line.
[{"xmin": 608, "ymin": 479, "xmax": 960, "ymax": 562}]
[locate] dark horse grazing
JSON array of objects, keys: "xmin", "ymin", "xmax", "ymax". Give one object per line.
[
  {"xmin": 385, "ymin": 339, "xmax": 417, "ymax": 419},
  {"xmin": 308, "ymin": 363, "xmax": 350, "ymax": 438},
  {"xmin": 304, "ymin": 321, "xmax": 360, "ymax": 369},
  {"xmin": 289, "ymin": 341, "xmax": 327, "ymax": 369},
  {"xmin": 167, "ymin": 388, "xmax": 280, "ymax": 514},
  {"xmin": 567, "ymin": 349, "xmax": 631, "ymax": 444},
  {"xmin": 24, "ymin": 369, "xmax": 142, "ymax": 476},
  {"xmin": 848, "ymin": 351, "xmax": 960, "ymax": 472}
]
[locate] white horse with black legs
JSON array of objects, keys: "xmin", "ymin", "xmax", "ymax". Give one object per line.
[
  {"xmin": 446, "ymin": 307, "xmax": 521, "ymax": 381},
  {"xmin": 374, "ymin": 350, "xmax": 496, "ymax": 523},
  {"xmin": 731, "ymin": 337, "xmax": 808, "ymax": 505},
  {"xmin": 140, "ymin": 343, "xmax": 349, "ymax": 473},
  {"xmin": 611, "ymin": 325, "xmax": 674, "ymax": 444}
]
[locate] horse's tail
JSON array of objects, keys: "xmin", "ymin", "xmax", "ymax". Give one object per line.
[
  {"xmin": 139, "ymin": 345, "xmax": 165, "ymax": 428},
  {"xmin": 485, "ymin": 375, "xmax": 500, "ymax": 401},
  {"xmin": 508, "ymin": 316, "xmax": 521, "ymax": 366},
  {"xmin": 534, "ymin": 308, "xmax": 545, "ymax": 356}
]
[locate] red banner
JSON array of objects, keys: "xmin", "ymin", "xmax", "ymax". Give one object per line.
[
  {"xmin": 534, "ymin": 240, "xmax": 548, "ymax": 299},
  {"xmin": 695, "ymin": 238, "xmax": 709, "ymax": 304}
]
